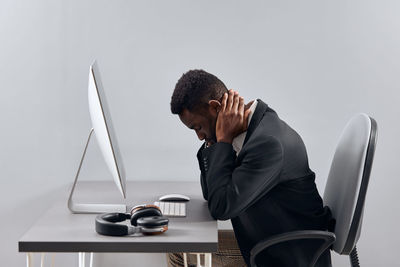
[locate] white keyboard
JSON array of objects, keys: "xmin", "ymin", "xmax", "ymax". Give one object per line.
[{"xmin": 154, "ymin": 201, "xmax": 186, "ymax": 217}]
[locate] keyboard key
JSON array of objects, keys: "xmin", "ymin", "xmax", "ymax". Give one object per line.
[{"xmin": 180, "ymin": 203, "xmax": 185, "ymax": 216}]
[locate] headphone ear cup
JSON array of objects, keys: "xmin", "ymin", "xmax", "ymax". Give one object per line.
[
  {"xmin": 137, "ymin": 216, "xmax": 169, "ymax": 228},
  {"xmin": 95, "ymin": 213, "xmax": 131, "ymax": 236},
  {"xmin": 130, "ymin": 207, "xmax": 162, "ymax": 226},
  {"xmin": 137, "ymin": 216, "xmax": 169, "ymax": 235}
]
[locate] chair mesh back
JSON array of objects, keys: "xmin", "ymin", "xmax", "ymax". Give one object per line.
[{"xmin": 323, "ymin": 114, "xmax": 376, "ymax": 254}]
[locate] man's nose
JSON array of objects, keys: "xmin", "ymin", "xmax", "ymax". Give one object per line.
[{"xmin": 195, "ymin": 130, "xmax": 205, "ymax": 141}]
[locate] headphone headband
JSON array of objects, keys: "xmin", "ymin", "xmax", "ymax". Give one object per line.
[{"xmin": 130, "ymin": 204, "xmax": 161, "ymax": 214}]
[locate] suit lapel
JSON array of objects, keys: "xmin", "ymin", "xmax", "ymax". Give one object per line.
[{"xmin": 242, "ymin": 99, "xmax": 268, "ymax": 147}]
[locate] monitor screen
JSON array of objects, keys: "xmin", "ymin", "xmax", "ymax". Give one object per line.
[{"xmin": 87, "ymin": 61, "xmax": 126, "ymax": 198}]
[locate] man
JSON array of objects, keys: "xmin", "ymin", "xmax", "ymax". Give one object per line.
[{"xmin": 169, "ymin": 69, "xmax": 332, "ymax": 267}]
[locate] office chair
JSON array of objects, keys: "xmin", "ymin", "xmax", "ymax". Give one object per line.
[{"xmin": 250, "ymin": 113, "xmax": 377, "ymax": 267}]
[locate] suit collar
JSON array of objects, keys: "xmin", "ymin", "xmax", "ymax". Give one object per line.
[{"xmin": 243, "ymin": 99, "xmax": 268, "ymax": 146}]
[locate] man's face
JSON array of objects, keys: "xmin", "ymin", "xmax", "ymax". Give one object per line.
[{"xmin": 179, "ymin": 107, "xmax": 217, "ymax": 144}]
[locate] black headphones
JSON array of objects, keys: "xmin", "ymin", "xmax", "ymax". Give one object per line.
[{"xmin": 95, "ymin": 205, "xmax": 169, "ymax": 236}]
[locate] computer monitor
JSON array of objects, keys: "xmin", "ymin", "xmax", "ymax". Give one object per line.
[
  {"xmin": 68, "ymin": 61, "xmax": 127, "ymax": 214},
  {"xmin": 88, "ymin": 61, "xmax": 126, "ymax": 198}
]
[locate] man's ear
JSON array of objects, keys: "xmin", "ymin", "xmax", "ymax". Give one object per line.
[{"xmin": 208, "ymin": 100, "xmax": 221, "ymax": 116}]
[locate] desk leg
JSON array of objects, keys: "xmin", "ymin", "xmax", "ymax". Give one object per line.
[
  {"xmin": 89, "ymin": 252, "xmax": 93, "ymax": 267},
  {"xmin": 204, "ymin": 253, "xmax": 212, "ymax": 267},
  {"xmin": 186, "ymin": 253, "xmax": 212, "ymax": 267},
  {"xmin": 196, "ymin": 253, "xmax": 201, "ymax": 266},
  {"xmin": 26, "ymin": 253, "xmax": 33, "ymax": 267},
  {"xmin": 183, "ymin": 253, "xmax": 188, "ymax": 267},
  {"xmin": 79, "ymin": 252, "xmax": 86, "ymax": 267},
  {"xmin": 40, "ymin": 253, "xmax": 45, "ymax": 267}
]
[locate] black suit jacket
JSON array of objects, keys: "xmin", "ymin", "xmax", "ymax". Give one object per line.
[{"xmin": 197, "ymin": 99, "xmax": 332, "ymax": 267}]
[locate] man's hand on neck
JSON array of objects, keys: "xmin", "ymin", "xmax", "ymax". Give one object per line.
[{"xmin": 215, "ymin": 90, "xmax": 252, "ymax": 144}]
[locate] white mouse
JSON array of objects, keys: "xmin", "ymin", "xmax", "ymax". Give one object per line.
[{"xmin": 159, "ymin": 193, "xmax": 190, "ymax": 202}]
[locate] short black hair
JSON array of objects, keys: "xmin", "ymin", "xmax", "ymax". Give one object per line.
[{"xmin": 170, "ymin": 69, "xmax": 228, "ymax": 114}]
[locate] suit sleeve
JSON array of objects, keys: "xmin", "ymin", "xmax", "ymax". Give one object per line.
[
  {"xmin": 201, "ymin": 136, "xmax": 283, "ymax": 220},
  {"xmin": 197, "ymin": 144, "xmax": 209, "ymax": 200}
]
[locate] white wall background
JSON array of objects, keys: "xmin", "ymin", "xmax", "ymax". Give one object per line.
[{"xmin": 1, "ymin": 0, "xmax": 399, "ymax": 266}]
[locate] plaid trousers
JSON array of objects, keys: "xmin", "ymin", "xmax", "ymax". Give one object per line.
[{"xmin": 167, "ymin": 230, "xmax": 247, "ymax": 267}]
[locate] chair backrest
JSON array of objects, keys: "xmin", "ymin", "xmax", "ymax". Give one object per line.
[{"xmin": 323, "ymin": 113, "xmax": 377, "ymax": 255}]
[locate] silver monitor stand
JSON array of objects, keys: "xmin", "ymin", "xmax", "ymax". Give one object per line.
[{"xmin": 67, "ymin": 128, "xmax": 127, "ymax": 214}]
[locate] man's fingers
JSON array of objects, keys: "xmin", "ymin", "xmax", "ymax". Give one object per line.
[
  {"xmin": 244, "ymin": 108, "xmax": 251, "ymax": 127},
  {"xmin": 232, "ymin": 91, "xmax": 240, "ymax": 112},
  {"xmin": 221, "ymin": 92, "xmax": 228, "ymax": 112},
  {"xmin": 238, "ymin": 96, "xmax": 244, "ymax": 116},
  {"xmin": 226, "ymin": 89, "xmax": 234, "ymax": 111}
]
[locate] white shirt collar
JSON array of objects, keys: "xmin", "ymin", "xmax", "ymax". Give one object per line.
[{"xmin": 232, "ymin": 100, "xmax": 258, "ymax": 155}]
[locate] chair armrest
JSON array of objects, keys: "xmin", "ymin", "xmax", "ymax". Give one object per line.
[{"xmin": 250, "ymin": 230, "xmax": 336, "ymax": 267}]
